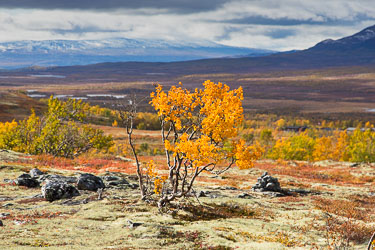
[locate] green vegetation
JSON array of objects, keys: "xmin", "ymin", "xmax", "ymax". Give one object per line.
[{"xmin": 0, "ymin": 96, "xmax": 113, "ymax": 158}]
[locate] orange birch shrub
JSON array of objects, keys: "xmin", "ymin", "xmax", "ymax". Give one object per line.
[{"xmin": 126, "ymin": 80, "xmax": 262, "ymax": 208}]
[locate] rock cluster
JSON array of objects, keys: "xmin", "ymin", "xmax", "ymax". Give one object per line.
[
  {"xmin": 5, "ymin": 168, "xmax": 137, "ymax": 202},
  {"xmin": 252, "ymin": 172, "xmax": 282, "ymax": 192}
]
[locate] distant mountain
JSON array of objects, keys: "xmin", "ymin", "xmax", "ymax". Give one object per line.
[
  {"xmin": 0, "ymin": 38, "xmax": 274, "ymax": 69},
  {"xmin": 314, "ymin": 24, "xmax": 375, "ymax": 49},
  {"xmin": 2, "ymin": 25, "xmax": 375, "ymax": 78},
  {"xmin": 290, "ymin": 24, "xmax": 375, "ymax": 66}
]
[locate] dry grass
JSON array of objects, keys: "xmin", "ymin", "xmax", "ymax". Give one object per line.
[
  {"xmin": 313, "ymin": 197, "xmax": 375, "ymax": 247},
  {"xmin": 1, "ymin": 151, "xmax": 375, "ymax": 249},
  {"xmin": 255, "ymin": 161, "xmax": 375, "ymax": 186}
]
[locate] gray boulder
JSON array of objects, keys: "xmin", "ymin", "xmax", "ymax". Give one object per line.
[
  {"xmin": 42, "ymin": 181, "xmax": 80, "ymax": 202},
  {"xmin": 77, "ymin": 173, "xmax": 105, "ymax": 191}
]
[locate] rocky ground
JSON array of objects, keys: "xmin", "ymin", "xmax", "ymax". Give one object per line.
[{"xmin": 0, "ymin": 149, "xmax": 374, "ymax": 249}]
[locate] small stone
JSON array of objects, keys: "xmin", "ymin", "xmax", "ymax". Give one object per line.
[
  {"xmin": 237, "ymin": 193, "xmax": 252, "ymax": 199},
  {"xmin": 127, "ymin": 220, "xmax": 142, "ymax": 228},
  {"xmin": 0, "ymin": 220, "xmax": 3, "ymax": 226},
  {"xmin": 198, "ymin": 191, "xmax": 207, "ymax": 197},
  {"xmin": 0, "ymin": 213, "xmax": 10, "ymax": 218},
  {"xmin": 3, "ymin": 179, "xmax": 12, "ymax": 183},
  {"xmin": 29, "ymin": 168, "xmax": 44, "ymax": 178}
]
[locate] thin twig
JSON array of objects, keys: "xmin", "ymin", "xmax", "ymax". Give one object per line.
[{"xmin": 367, "ymin": 231, "xmax": 375, "ymax": 250}]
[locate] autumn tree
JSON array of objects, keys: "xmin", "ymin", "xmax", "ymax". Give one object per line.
[
  {"xmin": 268, "ymin": 132, "xmax": 315, "ymax": 161},
  {"xmin": 124, "ymin": 81, "xmax": 261, "ymax": 208},
  {"xmin": 0, "ymin": 96, "xmax": 113, "ymax": 158}
]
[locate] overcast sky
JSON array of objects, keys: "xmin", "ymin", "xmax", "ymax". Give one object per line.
[{"xmin": 0, "ymin": 0, "xmax": 374, "ymax": 51}]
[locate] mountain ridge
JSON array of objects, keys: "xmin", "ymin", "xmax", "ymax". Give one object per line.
[
  {"xmin": 1, "ymin": 24, "xmax": 375, "ymax": 77},
  {"xmin": 0, "ymin": 38, "xmax": 275, "ymax": 69}
]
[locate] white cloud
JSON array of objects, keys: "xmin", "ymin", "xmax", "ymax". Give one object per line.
[{"xmin": 0, "ymin": 0, "xmax": 374, "ymax": 51}]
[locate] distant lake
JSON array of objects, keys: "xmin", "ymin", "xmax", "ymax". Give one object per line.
[
  {"xmin": 87, "ymin": 94, "xmax": 126, "ymax": 99},
  {"xmin": 72, "ymin": 97, "xmax": 88, "ymax": 100},
  {"xmin": 55, "ymin": 95, "xmax": 73, "ymax": 98},
  {"xmin": 27, "ymin": 94, "xmax": 46, "ymax": 98},
  {"xmin": 367, "ymin": 109, "xmax": 375, "ymax": 112},
  {"xmin": 27, "ymin": 92, "xmax": 127, "ymax": 100},
  {"xmin": 30, "ymin": 74, "xmax": 66, "ymax": 78}
]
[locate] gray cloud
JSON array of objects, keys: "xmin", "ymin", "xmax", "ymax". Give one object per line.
[
  {"xmin": 0, "ymin": 0, "xmax": 374, "ymax": 51},
  {"xmin": 223, "ymin": 16, "xmax": 373, "ymax": 26},
  {"xmin": 266, "ymin": 29, "xmax": 296, "ymax": 39},
  {"xmin": 0, "ymin": 0, "xmax": 229, "ymax": 13},
  {"xmin": 222, "ymin": 12, "xmax": 375, "ymax": 27},
  {"xmin": 48, "ymin": 24, "xmax": 133, "ymax": 36}
]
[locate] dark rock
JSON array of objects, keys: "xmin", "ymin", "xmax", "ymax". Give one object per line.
[
  {"xmin": 42, "ymin": 181, "xmax": 80, "ymax": 202},
  {"xmin": 198, "ymin": 191, "xmax": 207, "ymax": 198},
  {"xmin": 77, "ymin": 173, "xmax": 105, "ymax": 191},
  {"xmin": 127, "ymin": 220, "xmax": 142, "ymax": 228},
  {"xmin": 237, "ymin": 193, "xmax": 252, "ymax": 199},
  {"xmin": 0, "ymin": 220, "xmax": 3, "ymax": 226},
  {"xmin": 18, "ymin": 173, "xmax": 31, "ymax": 179},
  {"xmin": 102, "ymin": 175, "xmax": 130, "ymax": 186},
  {"xmin": 15, "ymin": 173, "xmax": 39, "ymax": 188},
  {"xmin": 15, "ymin": 178, "xmax": 40, "ymax": 188},
  {"xmin": 29, "ymin": 168, "xmax": 44, "ymax": 178}
]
